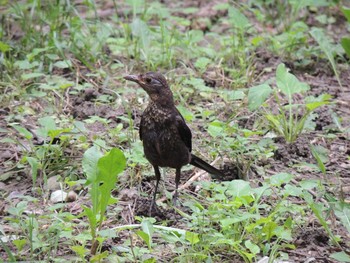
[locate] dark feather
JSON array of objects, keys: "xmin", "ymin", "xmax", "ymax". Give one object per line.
[{"xmin": 175, "ymin": 109, "xmax": 192, "ymax": 152}]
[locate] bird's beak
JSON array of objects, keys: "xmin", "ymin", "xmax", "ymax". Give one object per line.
[{"xmin": 124, "ymin": 74, "xmax": 140, "ymax": 83}]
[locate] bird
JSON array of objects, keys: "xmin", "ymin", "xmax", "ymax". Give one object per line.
[{"xmin": 124, "ymin": 72, "xmax": 224, "ymax": 212}]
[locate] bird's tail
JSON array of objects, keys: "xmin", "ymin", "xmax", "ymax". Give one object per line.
[{"xmin": 190, "ymin": 154, "xmax": 224, "ymax": 179}]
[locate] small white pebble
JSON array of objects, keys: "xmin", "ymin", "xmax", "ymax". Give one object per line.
[{"xmin": 50, "ymin": 190, "xmax": 68, "ymax": 203}]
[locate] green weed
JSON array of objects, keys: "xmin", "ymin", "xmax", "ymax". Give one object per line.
[
  {"xmin": 249, "ymin": 63, "xmax": 331, "ymax": 143},
  {"xmin": 82, "ymin": 146, "xmax": 126, "ymax": 256},
  {"xmin": 341, "ymin": 7, "xmax": 350, "ymax": 58},
  {"xmin": 0, "ymin": 0, "xmax": 348, "ymax": 261},
  {"xmin": 310, "ymin": 28, "xmax": 343, "ymax": 88}
]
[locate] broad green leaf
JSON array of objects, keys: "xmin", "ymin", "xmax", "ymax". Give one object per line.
[
  {"xmin": 284, "ymin": 184, "xmax": 302, "ymax": 197},
  {"xmin": 270, "ymin": 173, "xmax": 293, "ymax": 186},
  {"xmin": 30, "ymin": 90, "xmax": 47, "ymax": 97},
  {"xmin": 220, "ymin": 89, "xmax": 245, "ymax": 101},
  {"xmin": 305, "ymin": 94, "xmax": 331, "ymax": 111},
  {"xmin": 98, "ymin": 229, "xmax": 118, "ymax": 238},
  {"xmin": 7, "ymin": 201, "xmax": 28, "ymax": 216},
  {"xmin": 82, "ymin": 146, "xmax": 103, "ymax": 184},
  {"xmin": 48, "ymin": 128, "xmax": 71, "ymax": 139},
  {"xmin": 213, "ymin": 3, "xmax": 229, "ymax": 10},
  {"xmin": 185, "ymin": 231, "xmax": 199, "ymax": 244},
  {"xmin": 82, "ymin": 206, "xmax": 97, "ymax": 238},
  {"xmin": 177, "ymin": 105, "xmax": 194, "ymax": 122},
  {"xmin": 187, "ymin": 29, "xmax": 204, "ymax": 43},
  {"xmin": 341, "ymin": 6, "xmax": 350, "ymax": 23},
  {"xmin": 299, "ymin": 179, "xmax": 321, "ymax": 190},
  {"xmin": 90, "ymin": 251, "xmax": 109, "ymax": 262},
  {"xmin": 74, "ymin": 232, "xmax": 92, "ymax": 243},
  {"xmin": 0, "ymin": 172, "xmax": 13, "ymax": 181},
  {"xmin": 251, "ymin": 36, "xmax": 264, "ymax": 46},
  {"xmin": 182, "ymin": 7, "xmax": 199, "ymax": 14},
  {"xmin": 27, "ymin": 47, "xmax": 51, "ymax": 60},
  {"xmin": 311, "ymin": 145, "xmax": 329, "ymax": 163},
  {"xmin": 245, "ymin": 240, "xmax": 260, "ymax": 254},
  {"xmin": 136, "ymin": 230, "xmax": 151, "ymax": 249},
  {"xmin": 127, "ymin": 141, "xmax": 148, "ymax": 165},
  {"xmin": 330, "ymin": 251, "xmax": 350, "ymax": 262},
  {"xmin": 71, "ymin": 245, "xmax": 89, "ymax": 258},
  {"xmin": 262, "ymin": 220, "xmax": 278, "ymax": 240},
  {"xmin": 208, "ymin": 121, "xmax": 224, "ymax": 138},
  {"xmin": 37, "ymin": 116, "xmax": 57, "ymax": 137},
  {"xmin": 226, "ymin": 180, "xmax": 252, "ymax": 197},
  {"xmin": 13, "ymin": 239, "xmax": 26, "ymax": 251},
  {"xmin": 194, "ymin": 57, "xmax": 211, "ymax": 71},
  {"xmin": 54, "ymin": 60, "xmax": 72, "ymax": 69},
  {"xmin": 108, "ymin": 196, "xmax": 118, "ymax": 205},
  {"xmin": 184, "ymin": 77, "xmax": 212, "ymax": 93},
  {"xmin": 159, "ymin": 232, "xmax": 184, "ymax": 243},
  {"xmin": 228, "ymin": 7, "xmax": 250, "ymax": 29},
  {"xmin": 39, "ymin": 75, "xmax": 74, "ymax": 90},
  {"xmin": 329, "ymin": 111, "xmax": 343, "ymax": 131},
  {"xmin": 0, "ymin": 41, "xmax": 10, "ymax": 52},
  {"xmin": 21, "ymin": 72, "xmax": 45, "ymax": 80},
  {"xmin": 97, "ymin": 148, "xmax": 126, "ymax": 218},
  {"xmin": 73, "ymin": 121, "xmax": 87, "ymax": 133},
  {"xmin": 276, "ymin": 64, "xmax": 309, "ymax": 98},
  {"xmin": 315, "ymin": 14, "xmax": 328, "ymax": 24},
  {"xmin": 220, "ymin": 214, "xmax": 258, "ymax": 227},
  {"xmin": 46, "ymin": 53, "xmax": 59, "ymax": 60},
  {"xmin": 310, "ymin": 28, "xmax": 342, "ymax": 87},
  {"xmin": 274, "ymin": 226, "xmax": 293, "ymax": 241},
  {"xmin": 306, "ymin": 101, "xmax": 327, "ymax": 111},
  {"xmin": 14, "ymin": 60, "xmax": 38, "ymax": 70},
  {"xmin": 141, "ymin": 219, "xmax": 154, "ymax": 240},
  {"xmin": 131, "ymin": 18, "xmax": 150, "ymax": 50},
  {"xmin": 39, "ymin": 116, "xmax": 57, "ymax": 130},
  {"xmin": 248, "ymin": 84, "xmax": 272, "ymax": 111},
  {"xmin": 12, "ymin": 125, "xmax": 33, "ymax": 140},
  {"xmin": 98, "ymin": 148, "xmax": 126, "ymax": 182},
  {"xmin": 333, "ymin": 202, "xmax": 350, "ymax": 234}
]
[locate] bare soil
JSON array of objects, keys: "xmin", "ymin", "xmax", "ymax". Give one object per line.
[{"xmin": 0, "ymin": 0, "xmax": 349, "ymax": 262}]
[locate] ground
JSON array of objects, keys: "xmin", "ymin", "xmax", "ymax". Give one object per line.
[{"xmin": 0, "ymin": 0, "xmax": 350, "ymax": 262}]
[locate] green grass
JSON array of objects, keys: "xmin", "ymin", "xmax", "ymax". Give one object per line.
[{"xmin": 0, "ymin": 0, "xmax": 349, "ymax": 262}]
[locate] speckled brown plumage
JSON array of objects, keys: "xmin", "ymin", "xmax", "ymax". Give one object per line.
[{"xmin": 124, "ymin": 72, "xmax": 224, "ymax": 212}]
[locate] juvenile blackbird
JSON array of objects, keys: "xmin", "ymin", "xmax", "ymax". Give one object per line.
[{"xmin": 124, "ymin": 72, "xmax": 224, "ymax": 210}]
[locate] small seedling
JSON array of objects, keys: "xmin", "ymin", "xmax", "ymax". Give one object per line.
[{"xmin": 82, "ymin": 146, "xmax": 126, "ymax": 255}]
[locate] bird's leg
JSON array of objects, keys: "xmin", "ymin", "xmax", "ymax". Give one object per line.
[
  {"xmin": 173, "ymin": 168, "xmax": 181, "ymax": 206},
  {"xmin": 150, "ymin": 165, "xmax": 161, "ymax": 215}
]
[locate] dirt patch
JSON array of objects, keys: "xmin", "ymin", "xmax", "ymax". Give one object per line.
[
  {"xmin": 290, "ymin": 226, "xmax": 344, "ymax": 262},
  {"xmin": 273, "ymin": 136, "xmax": 313, "ymax": 164},
  {"xmin": 70, "ymin": 88, "xmax": 125, "ymax": 121}
]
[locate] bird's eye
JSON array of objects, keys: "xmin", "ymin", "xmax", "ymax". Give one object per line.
[{"xmin": 145, "ymin": 77, "xmax": 152, "ymax": 83}]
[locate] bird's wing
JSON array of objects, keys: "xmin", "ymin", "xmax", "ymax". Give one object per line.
[
  {"xmin": 175, "ymin": 108, "xmax": 192, "ymax": 152},
  {"xmin": 139, "ymin": 116, "xmax": 144, "ymax": 141}
]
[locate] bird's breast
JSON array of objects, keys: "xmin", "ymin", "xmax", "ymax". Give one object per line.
[{"xmin": 141, "ymin": 105, "xmax": 190, "ymax": 168}]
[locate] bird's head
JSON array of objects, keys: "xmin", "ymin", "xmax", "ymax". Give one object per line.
[{"xmin": 124, "ymin": 72, "xmax": 174, "ymax": 105}]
